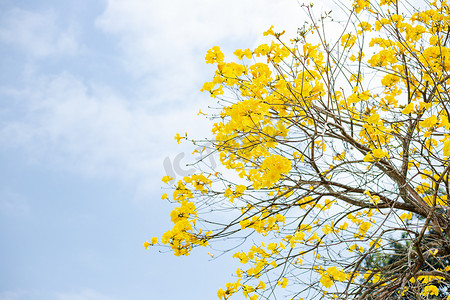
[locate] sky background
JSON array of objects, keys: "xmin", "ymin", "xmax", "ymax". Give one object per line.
[{"xmin": 0, "ymin": 1, "xmax": 332, "ymax": 299}]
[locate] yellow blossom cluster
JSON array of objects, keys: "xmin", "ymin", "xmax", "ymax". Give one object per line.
[
  {"xmin": 319, "ymin": 266, "xmax": 349, "ymax": 288},
  {"xmin": 150, "ymin": 0, "xmax": 450, "ymax": 298},
  {"xmin": 157, "ymin": 174, "xmax": 213, "ymax": 256}
]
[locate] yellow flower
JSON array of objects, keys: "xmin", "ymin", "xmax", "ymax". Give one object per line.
[
  {"xmin": 143, "ymin": 241, "xmax": 151, "ymax": 249},
  {"xmin": 327, "ymin": 266, "xmax": 347, "ymax": 282},
  {"xmin": 443, "ymin": 138, "xmax": 450, "ymax": 156},
  {"xmin": 162, "ymin": 175, "xmax": 173, "ymax": 183},
  {"xmin": 419, "ymin": 115, "xmax": 438, "ymax": 129},
  {"xmin": 174, "ymin": 133, "xmax": 184, "ymax": 144},
  {"xmin": 399, "ymin": 212, "xmax": 412, "ymax": 221},
  {"xmin": 370, "ymin": 239, "xmax": 382, "ymax": 248},
  {"xmin": 278, "ymin": 277, "xmax": 288, "ymax": 288},
  {"xmin": 358, "ymin": 21, "xmax": 372, "ymax": 32},
  {"xmin": 429, "ymin": 35, "xmax": 439, "ymax": 45},
  {"xmin": 254, "ymin": 44, "xmax": 270, "ymax": 56},
  {"xmin": 333, "ymin": 151, "xmax": 346, "ymax": 161},
  {"xmin": 372, "ymin": 149, "xmax": 389, "ymax": 159},
  {"xmin": 353, "ymin": 0, "xmax": 370, "ymax": 13},
  {"xmin": 359, "ymin": 221, "xmax": 371, "ymax": 234},
  {"xmin": 349, "ymin": 244, "xmax": 364, "ymax": 252},
  {"xmin": 322, "ymin": 224, "xmax": 333, "ymax": 234},
  {"xmin": 402, "ymin": 102, "xmax": 414, "ymax": 114},
  {"xmin": 341, "ymin": 33, "xmax": 356, "ymax": 48},
  {"xmin": 205, "ymin": 46, "xmax": 224, "ymax": 64},
  {"xmin": 339, "ymin": 222, "xmax": 348, "ymax": 230},
  {"xmin": 363, "ymin": 153, "xmax": 373, "ymax": 162},
  {"xmin": 421, "ymin": 285, "xmax": 439, "ymax": 296},
  {"xmin": 234, "ymin": 48, "xmax": 252, "ymax": 59},
  {"xmin": 217, "ymin": 288, "xmax": 226, "ymax": 299},
  {"xmin": 263, "ymin": 25, "xmax": 275, "ymax": 36},
  {"xmin": 200, "ymin": 81, "xmax": 215, "ymax": 92},
  {"xmin": 380, "ymin": 0, "xmax": 398, "ymax": 5},
  {"xmin": 256, "ymin": 281, "xmax": 266, "ymax": 290},
  {"xmin": 320, "ymin": 274, "xmax": 333, "ymax": 288},
  {"xmin": 364, "ymin": 149, "xmax": 389, "ymax": 162}
]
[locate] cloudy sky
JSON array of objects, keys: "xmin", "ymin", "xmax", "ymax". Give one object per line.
[{"xmin": 0, "ymin": 1, "xmax": 326, "ymax": 299}]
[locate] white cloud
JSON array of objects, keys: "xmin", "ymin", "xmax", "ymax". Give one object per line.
[
  {"xmin": 93, "ymin": 0, "xmax": 310, "ymax": 109},
  {"xmin": 0, "ymin": 0, "xmax": 350, "ymax": 191},
  {"xmin": 0, "ymin": 70, "xmax": 208, "ymax": 188},
  {"xmin": 0, "ymin": 8, "xmax": 80, "ymax": 58},
  {"xmin": 96, "ymin": 0, "xmax": 305, "ymax": 75},
  {"xmin": 55, "ymin": 289, "xmax": 115, "ymax": 300},
  {"xmin": 93, "ymin": 0, "xmax": 353, "ymax": 113}
]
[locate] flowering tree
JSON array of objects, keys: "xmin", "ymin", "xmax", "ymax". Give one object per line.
[{"xmin": 148, "ymin": 0, "xmax": 450, "ymax": 299}]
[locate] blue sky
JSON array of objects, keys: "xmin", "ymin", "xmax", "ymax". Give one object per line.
[{"xmin": 0, "ymin": 1, "xmax": 310, "ymax": 299}]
